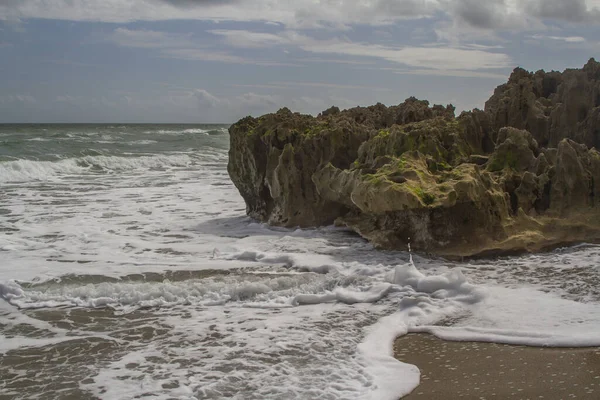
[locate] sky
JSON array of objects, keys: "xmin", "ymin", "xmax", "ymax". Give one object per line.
[{"xmin": 0, "ymin": 0, "xmax": 599, "ymax": 123}]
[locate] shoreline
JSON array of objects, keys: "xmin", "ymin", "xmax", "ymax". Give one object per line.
[{"xmin": 394, "ymin": 333, "xmax": 600, "ymax": 399}]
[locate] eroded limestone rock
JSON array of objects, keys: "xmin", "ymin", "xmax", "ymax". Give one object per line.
[{"xmin": 228, "ymin": 59, "xmax": 600, "ymax": 258}]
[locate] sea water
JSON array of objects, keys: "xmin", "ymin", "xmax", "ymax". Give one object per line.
[{"xmin": 1, "ymin": 124, "xmax": 600, "ymax": 399}]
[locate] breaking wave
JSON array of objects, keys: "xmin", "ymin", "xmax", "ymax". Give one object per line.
[{"xmin": 0, "ymin": 154, "xmax": 194, "ymax": 183}]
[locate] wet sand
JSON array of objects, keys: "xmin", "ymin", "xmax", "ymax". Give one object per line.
[{"xmin": 395, "ymin": 334, "xmax": 600, "ymax": 400}]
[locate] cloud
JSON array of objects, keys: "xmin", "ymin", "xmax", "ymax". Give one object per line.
[
  {"xmin": 228, "ymin": 83, "xmax": 289, "ymax": 90},
  {"xmin": 3, "ymin": 0, "xmax": 600, "ymax": 28},
  {"xmin": 163, "ymin": 48, "xmax": 299, "ymax": 66},
  {"xmin": 435, "ymin": 0, "xmax": 600, "ymax": 42},
  {"xmin": 352, "ymin": 65, "xmax": 509, "ymax": 79},
  {"xmin": 0, "ymin": 94, "xmax": 36, "ymax": 104},
  {"xmin": 159, "ymin": 0, "xmax": 241, "ymax": 7},
  {"xmin": 451, "ymin": 0, "xmax": 512, "ymax": 30},
  {"xmin": 161, "ymin": 48, "xmax": 247, "ymax": 63},
  {"xmin": 47, "ymin": 59, "xmax": 100, "ymax": 67},
  {"xmin": 235, "ymin": 92, "xmax": 279, "ymax": 108},
  {"xmin": 3, "ymin": 0, "xmax": 600, "ymax": 41},
  {"xmin": 300, "ymin": 58, "xmax": 376, "ymax": 65},
  {"xmin": 184, "ymin": 88, "xmax": 282, "ymax": 117},
  {"xmin": 208, "ymin": 29, "xmax": 511, "ymax": 70},
  {"xmin": 0, "ymin": 94, "xmax": 37, "ymax": 108},
  {"xmin": 194, "ymin": 89, "xmax": 221, "ymax": 108},
  {"xmin": 0, "ymin": 0, "xmax": 441, "ymax": 25},
  {"xmin": 437, "ymin": 0, "xmax": 532, "ymax": 42},
  {"xmin": 270, "ymin": 81, "xmax": 394, "ymax": 91},
  {"xmin": 165, "ymin": 88, "xmax": 358, "ymax": 120},
  {"xmin": 56, "ymin": 95, "xmax": 78, "ymax": 103},
  {"xmin": 530, "ymin": 34, "xmax": 586, "ymax": 42},
  {"xmin": 392, "ymin": 68, "xmax": 508, "ymax": 79},
  {"xmin": 107, "ymin": 28, "xmax": 299, "ymax": 66},
  {"xmin": 208, "ymin": 29, "xmax": 291, "ymax": 48},
  {"xmin": 110, "ymin": 28, "xmax": 193, "ymax": 48},
  {"xmin": 524, "ymin": 0, "xmax": 598, "ymax": 23},
  {"xmin": 305, "ymin": 41, "xmax": 511, "ymax": 70},
  {"xmin": 231, "ymin": 81, "xmax": 393, "ymax": 92}
]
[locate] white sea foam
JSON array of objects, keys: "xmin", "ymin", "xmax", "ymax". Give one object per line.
[
  {"xmin": 1, "ymin": 272, "xmax": 345, "ymax": 309},
  {"xmin": 128, "ymin": 139, "xmax": 158, "ymax": 145},
  {"xmin": 414, "ymin": 285, "xmax": 600, "ymax": 347},
  {"xmin": 0, "ymin": 154, "xmax": 193, "ymax": 182}
]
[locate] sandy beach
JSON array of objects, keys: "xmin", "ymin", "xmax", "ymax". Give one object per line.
[{"xmin": 395, "ymin": 334, "xmax": 600, "ymax": 399}]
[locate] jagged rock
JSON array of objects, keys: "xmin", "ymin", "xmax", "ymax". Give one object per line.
[
  {"xmin": 551, "ymin": 139, "xmax": 594, "ymax": 213},
  {"xmin": 227, "ymin": 107, "xmax": 372, "ymax": 227},
  {"xmin": 486, "ymin": 127, "xmax": 538, "ymax": 173},
  {"xmin": 228, "ymin": 60, "xmax": 600, "ymax": 258},
  {"xmin": 486, "ymin": 58, "xmax": 600, "ymax": 148}
]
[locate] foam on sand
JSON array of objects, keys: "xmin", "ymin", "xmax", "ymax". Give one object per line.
[
  {"xmin": 414, "ymin": 285, "xmax": 600, "ymax": 347},
  {"xmin": 357, "ymin": 260, "xmax": 486, "ymax": 399},
  {"xmin": 3, "ymin": 246, "xmax": 600, "ymax": 399}
]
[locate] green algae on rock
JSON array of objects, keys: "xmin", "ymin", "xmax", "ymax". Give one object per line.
[{"xmin": 228, "ymin": 59, "xmax": 600, "ymax": 258}]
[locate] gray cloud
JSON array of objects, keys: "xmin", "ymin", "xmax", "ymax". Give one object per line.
[
  {"xmin": 452, "ymin": 0, "xmax": 508, "ymax": 29},
  {"xmin": 156, "ymin": 0, "xmax": 240, "ymax": 7},
  {"xmin": 447, "ymin": 0, "xmax": 600, "ymax": 32},
  {"xmin": 524, "ymin": 0, "xmax": 596, "ymax": 22},
  {"xmin": 2, "ymin": 0, "xmax": 600, "ymax": 29},
  {"xmin": 0, "ymin": 0, "xmax": 21, "ymax": 9}
]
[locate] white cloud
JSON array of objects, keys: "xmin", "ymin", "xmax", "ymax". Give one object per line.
[
  {"xmin": 110, "ymin": 27, "xmax": 194, "ymax": 48},
  {"xmin": 107, "ymin": 28, "xmax": 300, "ymax": 66},
  {"xmin": 392, "ymin": 68, "xmax": 508, "ymax": 79},
  {"xmin": 145, "ymin": 87, "xmax": 356, "ymax": 120},
  {"xmin": 208, "ymin": 30, "xmax": 512, "ymax": 70},
  {"xmin": 235, "ymin": 92, "xmax": 279, "ymax": 108},
  {"xmin": 530, "ymin": 34, "xmax": 586, "ymax": 43},
  {"xmin": 0, "ymin": 0, "xmax": 442, "ymax": 26},
  {"xmin": 161, "ymin": 48, "xmax": 248, "ymax": 63},
  {"xmin": 0, "ymin": 94, "xmax": 36, "ymax": 104},
  {"xmin": 304, "ymin": 41, "xmax": 511, "ymax": 70},
  {"xmin": 56, "ymin": 95, "xmax": 78, "ymax": 102},
  {"xmin": 195, "ymin": 89, "xmax": 221, "ymax": 108},
  {"xmin": 269, "ymin": 81, "xmax": 394, "ymax": 91},
  {"xmin": 208, "ymin": 29, "xmax": 292, "ymax": 48},
  {"xmin": 163, "ymin": 48, "xmax": 299, "ymax": 66},
  {"xmin": 300, "ymin": 58, "xmax": 376, "ymax": 65},
  {"xmin": 228, "ymin": 83, "xmax": 289, "ymax": 90},
  {"xmin": 207, "ymin": 28, "xmax": 512, "ymax": 72},
  {"xmin": 107, "ymin": 25, "xmax": 513, "ymax": 74}
]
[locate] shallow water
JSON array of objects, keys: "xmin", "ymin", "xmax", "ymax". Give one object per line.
[{"xmin": 1, "ymin": 124, "xmax": 600, "ymax": 399}]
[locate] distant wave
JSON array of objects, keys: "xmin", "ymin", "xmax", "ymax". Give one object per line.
[
  {"xmin": 0, "ymin": 154, "xmax": 193, "ymax": 183},
  {"xmin": 212, "ymin": 127, "xmax": 229, "ymax": 134},
  {"xmin": 128, "ymin": 140, "xmax": 158, "ymax": 145},
  {"xmin": 145, "ymin": 128, "xmax": 209, "ymax": 135},
  {"xmin": 144, "ymin": 127, "xmax": 228, "ymax": 135}
]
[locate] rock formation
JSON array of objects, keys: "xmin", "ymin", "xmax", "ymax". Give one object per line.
[{"xmin": 228, "ymin": 59, "xmax": 600, "ymax": 258}]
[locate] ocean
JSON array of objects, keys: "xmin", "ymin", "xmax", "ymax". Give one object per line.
[{"xmin": 1, "ymin": 124, "xmax": 600, "ymax": 400}]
